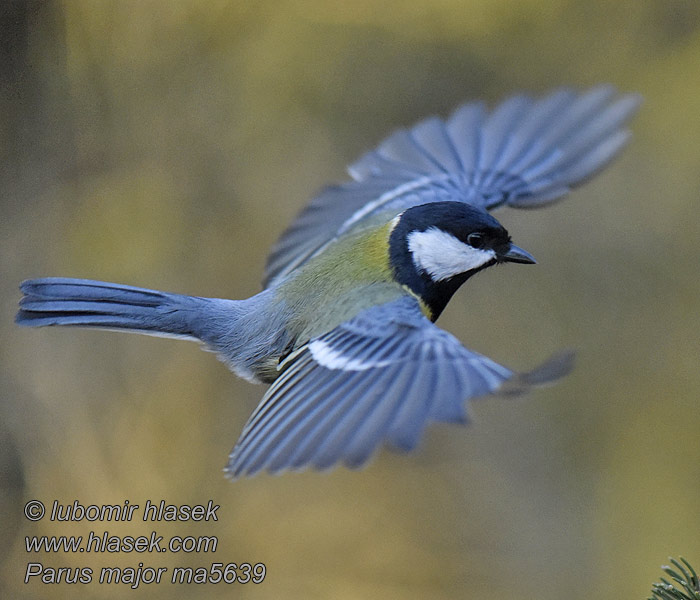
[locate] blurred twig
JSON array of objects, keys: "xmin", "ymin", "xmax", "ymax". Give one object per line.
[{"xmin": 649, "ymin": 557, "xmax": 700, "ymax": 600}]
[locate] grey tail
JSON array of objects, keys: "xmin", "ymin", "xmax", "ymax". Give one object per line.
[{"xmin": 16, "ymin": 277, "xmax": 228, "ymax": 343}]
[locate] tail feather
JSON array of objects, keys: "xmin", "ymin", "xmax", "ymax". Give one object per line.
[{"xmin": 16, "ymin": 277, "xmax": 214, "ymax": 341}]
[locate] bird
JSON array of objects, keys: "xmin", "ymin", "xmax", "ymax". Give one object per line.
[{"xmin": 16, "ymin": 85, "xmax": 640, "ymax": 479}]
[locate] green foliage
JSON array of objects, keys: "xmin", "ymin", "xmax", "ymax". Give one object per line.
[{"xmin": 649, "ymin": 558, "xmax": 700, "ymax": 600}]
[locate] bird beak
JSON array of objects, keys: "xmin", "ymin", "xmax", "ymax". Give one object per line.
[{"xmin": 501, "ymin": 243, "xmax": 536, "ymax": 264}]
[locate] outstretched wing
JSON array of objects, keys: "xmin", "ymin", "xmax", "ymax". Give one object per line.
[
  {"xmin": 225, "ymin": 297, "xmax": 572, "ymax": 479},
  {"xmin": 264, "ymin": 85, "xmax": 641, "ymax": 287}
]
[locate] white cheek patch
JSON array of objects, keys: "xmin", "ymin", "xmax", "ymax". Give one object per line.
[{"xmin": 407, "ymin": 227, "xmax": 496, "ymax": 282}]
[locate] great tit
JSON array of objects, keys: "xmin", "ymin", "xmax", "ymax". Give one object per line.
[{"xmin": 17, "ymin": 85, "xmax": 640, "ymax": 479}]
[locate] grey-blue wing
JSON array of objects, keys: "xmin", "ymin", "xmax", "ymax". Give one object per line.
[
  {"xmin": 225, "ymin": 297, "xmax": 566, "ymax": 479},
  {"xmin": 263, "ymin": 85, "xmax": 640, "ymax": 287}
]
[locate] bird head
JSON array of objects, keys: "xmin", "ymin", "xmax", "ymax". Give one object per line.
[{"xmin": 388, "ymin": 201, "xmax": 535, "ymax": 320}]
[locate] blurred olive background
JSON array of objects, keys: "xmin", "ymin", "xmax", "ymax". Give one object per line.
[{"xmin": 2, "ymin": 1, "xmax": 699, "ymax": 598}]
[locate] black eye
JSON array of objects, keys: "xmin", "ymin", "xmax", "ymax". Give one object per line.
[{"xmin": 467, "ymin": 233, "xmax": 485, "ymax": 249}]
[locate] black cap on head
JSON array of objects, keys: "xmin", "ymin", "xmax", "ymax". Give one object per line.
[{"xmin": 389, "ymin": 202, "xmax": 531, "ymax": 320}]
